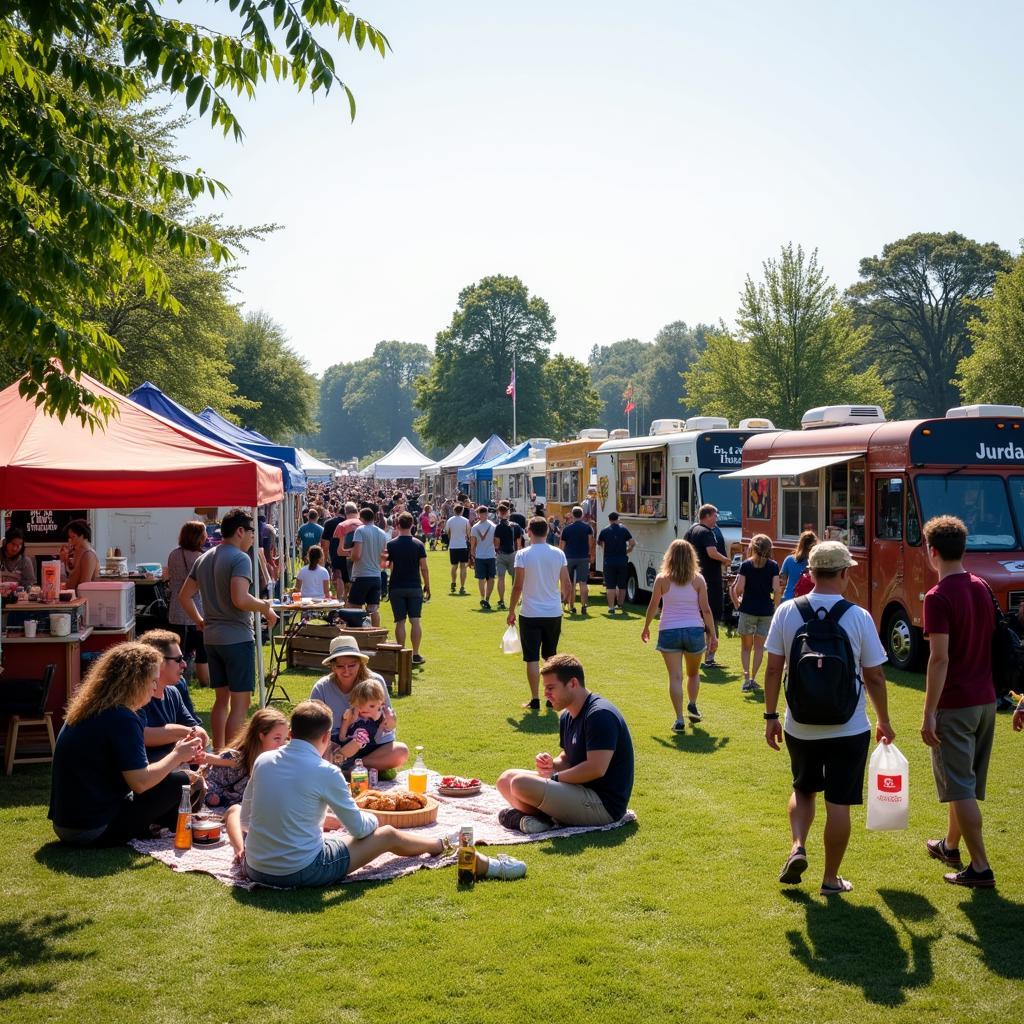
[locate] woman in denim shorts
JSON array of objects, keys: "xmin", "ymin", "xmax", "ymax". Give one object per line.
[
  {"xmin": 729, "ymin": 534, "xmax": 781, "ymax": 692},
  {"xmin": 641, "ymin": 540, "xmax": 719, "ymax": 733}
]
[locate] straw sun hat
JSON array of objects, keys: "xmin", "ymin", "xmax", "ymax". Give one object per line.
[{"xmin": 322, "ymin": 634, "xmax": 370, "ymax": 665}]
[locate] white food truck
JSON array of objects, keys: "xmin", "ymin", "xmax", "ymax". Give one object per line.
[
  {"xmin": 492, "ymin": 447, "xmax": 549, "ymax": 518},
  {"xmin": 593, "ymin": 416, "xmax": 776, "ymax": 601}
]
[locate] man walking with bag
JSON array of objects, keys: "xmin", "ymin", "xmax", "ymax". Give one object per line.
[
  {"xmin": 919, "ymin": 516, "xmax": 998, "ymax": 889},
  {"xmin": 761, "ymin": 541, "xmax": 894, "ymax": 895}
]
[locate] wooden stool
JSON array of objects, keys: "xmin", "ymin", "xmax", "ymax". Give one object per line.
[{"xmin": 5, "ymin": 712, "xmax": 57, "ymax": 775}]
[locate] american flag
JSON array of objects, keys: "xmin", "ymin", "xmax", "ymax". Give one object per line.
[{"xmin": 506, "ymin": 369, "xmax": 516, "ymax": 398}]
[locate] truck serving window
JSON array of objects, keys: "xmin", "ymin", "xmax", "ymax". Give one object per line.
[
  {"xmin": 1010, "ymin": 477, "xmax": 1024, "ymax": 542},
  {"xmin": 781, "ymin": 471, "xmax": 820, "ymax": 539},
  {"xmin": 699, "ymin": 473, "xmax": 741, "ymax": 527},
  {"xmin": 617, "ymin": 452, "xmax": 665, "ymax": 517},
  {"xmin": 915, "ymin": 475, "xmax": 1019, "ymax": 551}
]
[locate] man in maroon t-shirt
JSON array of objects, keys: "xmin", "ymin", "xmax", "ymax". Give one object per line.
[{"xmin": 920, "ymin": 515, "xmax": 997, "ymax": 889}]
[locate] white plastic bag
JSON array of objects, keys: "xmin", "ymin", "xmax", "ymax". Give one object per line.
[
  {"xmin": 501, "ymin": 624, "xmax": 522, "ymax": 655},
  {"xmin": 866, "ymin": 741, "xmax": 909, "ymax": 831}
]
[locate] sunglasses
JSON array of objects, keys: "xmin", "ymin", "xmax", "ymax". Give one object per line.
[{"xmin": 164, "ymin": 655, "xmax": 187, "ymax": 664}]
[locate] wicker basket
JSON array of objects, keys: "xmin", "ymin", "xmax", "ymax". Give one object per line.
[{"xmin": 362, "ymin": 795, "xmax": 439, "ymax": 828}]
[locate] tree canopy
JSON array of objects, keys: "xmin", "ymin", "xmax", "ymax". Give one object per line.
[
  {"xmin": 541, "ymin": 354, "xmax": 603, "ymax": 440},
  {"xmin": 414, "ymin": 275, "xmax": 555, "ymax": 448},
  {"xmin": 0, "ymin": 1, "xmax": 386, "ymax": 425},
  {"xmin": 957, "ymin": 250, "xmax": 1024, "ymax": 406},
  {"xmin": 684, "ymin": 244, "xmax": 891, "ymax": 429},
  {"xmin": 848, "ymin": 232, "xmax": 1011, "ymax": 418}
]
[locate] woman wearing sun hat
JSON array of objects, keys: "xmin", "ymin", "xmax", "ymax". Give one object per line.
[{"xmin": 309, "ymin": 635, "xmax": 409, "ymax": 772}]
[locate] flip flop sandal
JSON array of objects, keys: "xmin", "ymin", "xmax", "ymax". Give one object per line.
[
  {"xmin": 779, "ymin": 847, "xmax": 808, "ymax": 885},
  {"xmin": 820, "ymin": 877, "xmax": 854, "ymax": 896}
]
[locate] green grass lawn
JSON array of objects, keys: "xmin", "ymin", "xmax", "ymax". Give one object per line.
[{"xmin": 3, "ymin": 549, "xmax": 1023, "ymax": 1023}]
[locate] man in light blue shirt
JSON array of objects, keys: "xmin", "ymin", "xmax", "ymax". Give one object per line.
[
  {"xmin": 232, "ymin": 701, "xmax": 456, "ymax": 887},
  {"xmin": 344, "ymin": 507, "xmax": 390, "ymax": 626}
]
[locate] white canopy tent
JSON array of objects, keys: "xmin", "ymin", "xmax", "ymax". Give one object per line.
[
  {"xmin": 295, "ymin": 448, "xmax": 338, "ymax": 480},
  {"xmin": 371, "ymin": 436, "xmax": 434, "ymax": 479}
]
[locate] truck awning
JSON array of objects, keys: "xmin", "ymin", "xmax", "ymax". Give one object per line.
[{"xmin": 722, "ymin": 452, "xmax": 865, "ymax": 479}]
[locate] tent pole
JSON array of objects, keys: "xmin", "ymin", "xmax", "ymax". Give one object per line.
[{"xmin": 252, "ymin": 504, "xmax": 266, "ymax": 707}]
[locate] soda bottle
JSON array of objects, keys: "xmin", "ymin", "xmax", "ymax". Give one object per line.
[
  {"xmin": 351, "ymin": 759, "xmax": 369, "ymax": 797},
  {"xmin": 173, "ymin": 784, "xmax": 192, "ymax": 850},
  {"xmin": 457, "ymin": 825, "xmax": 476, "ymax": 887},
  {"xmin": 408, "ymin": 746, "xmax": 428, "ymax": 794}
]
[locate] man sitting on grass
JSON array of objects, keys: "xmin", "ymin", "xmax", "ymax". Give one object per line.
[
  {"xmin": 226, "ymin": 700, "xmax": 526, "ymax": 886},
  {"xmin": 496, "ymin": 654, "xmax": 634, "ymax": 833}
]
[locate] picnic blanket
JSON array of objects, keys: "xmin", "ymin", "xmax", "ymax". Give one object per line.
[{"xmin": 128, "ymin": 781, "xmax": 637, "ymax": 889}]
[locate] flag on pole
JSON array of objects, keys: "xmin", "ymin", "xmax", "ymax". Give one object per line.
[
  {"xmin": 624, "ymin": 400, "xmax": 636, "ymax": 414},
  {"xmin": 506, "ymin": 369, "xmax": 516, "ymax": 398}
]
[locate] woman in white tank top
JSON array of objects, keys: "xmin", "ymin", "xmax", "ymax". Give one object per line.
[{"xmin": 641, "ymin": 539, "xmax": 718, "ymax": 733}]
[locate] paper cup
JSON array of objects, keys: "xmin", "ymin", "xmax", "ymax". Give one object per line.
[{"xmin": 24, "ymin": 620, "xmax": 38, "ymax": 638}]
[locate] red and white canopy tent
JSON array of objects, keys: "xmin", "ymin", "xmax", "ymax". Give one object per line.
[{"xmin": 0, "ymin": 371, "xmax": 283, "ymax": 702}]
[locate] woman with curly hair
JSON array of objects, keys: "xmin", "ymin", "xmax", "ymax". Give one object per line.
[{"xmin": 48, "ymin": 642, "xmax": 205, "ymax": 846}]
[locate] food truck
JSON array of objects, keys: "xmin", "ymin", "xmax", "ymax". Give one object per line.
[
  {"xmin": 725, "ymin": 403, "xmax": 1024, "ymax": 669},
  {"xmin": 593, "ymin": 417, "xmax": 777, "ymax": 602},
  {"xmin": 493, "ymin": 447, "xmax": 548, "ymax": 517},
  {"xmin": 544, "ymin": 430, "xmax": 613, "ymax": 523}
]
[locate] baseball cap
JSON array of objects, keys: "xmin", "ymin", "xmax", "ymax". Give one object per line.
[{"xmin": 808, "ymin": 540, "xmax": 857, "ymax": 571}]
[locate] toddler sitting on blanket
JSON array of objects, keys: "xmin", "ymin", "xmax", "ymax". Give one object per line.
[
  {"xmin": 203, "ymin": 709, "xmax": 288, "ymax": 807},
  {"xmin": 328, "ymin": 678, "xmax": 389, "ymax": 773}
]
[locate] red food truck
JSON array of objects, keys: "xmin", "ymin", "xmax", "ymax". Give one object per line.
[{"xmin": 726, "ymin": 404, "xmax": 1024, "ymax": 669}]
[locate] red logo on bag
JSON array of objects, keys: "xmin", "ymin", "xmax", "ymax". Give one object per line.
[{"xmin": 878, "ymin": 774, "xmax": 902, "ymax": 793}]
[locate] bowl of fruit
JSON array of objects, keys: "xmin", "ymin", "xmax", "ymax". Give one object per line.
[{"xmin": 437, "ymin": 775, "xmax": 482, "ymax": 797}]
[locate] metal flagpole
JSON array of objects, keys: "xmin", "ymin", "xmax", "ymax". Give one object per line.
[{"xmin": 512, "ymin": 350, "xmax": 517, "ymax": 445}]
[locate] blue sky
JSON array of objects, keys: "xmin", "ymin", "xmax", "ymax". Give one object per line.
[{"xmin": 173, "ymin": 0, "xmax": 1024, "ymax": 375}]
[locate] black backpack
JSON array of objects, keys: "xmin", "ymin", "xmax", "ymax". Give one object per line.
[
  {"xmin": 785, "ymin": 597, "xmax": 863, "ymax": 725},
  {"xmin": 983, "ymin": 584, "xmax": 1024, "ymax": 698}
]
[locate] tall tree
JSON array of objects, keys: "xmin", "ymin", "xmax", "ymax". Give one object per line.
[
  {"xmin": 314, "ymin": 361, "xmax": 366, "ymax": 461},
  {"xmin": 848, "ymin": 232, "xmax": 1011, "ymax": 417},
  {"xmin": 642, "ymin": 320, "xmax": 710, "ymax": 423},
  {"xmin": 957, "ymin": 251, "xmax": 1024, "ymax": 405},
  {"xmin": 225, "ymin": 311, "xmax": 317, "ymax": 439},
  {"xmin": 541, "ymin": 354, "xmax": 603, "ymax": 440},
  {"xmin": 343, "ymin": 341, "xmax": 434, "ymax": 452},
  {"xmin": 684, "ymin": 244, "xmax": 891, "ymax": 428},
  {"xmin": 0, "ymin": 2, "xmax": 387, "ymax": 425},
  {"xmin": 415, "ymin": 275, "xmax": 555, "ymax": 448}
]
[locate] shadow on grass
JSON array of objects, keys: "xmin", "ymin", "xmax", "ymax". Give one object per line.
[
  {"xmin": 0, "ymin": 766, "xmax": 51, "ymax": 809},
  {"xmin": 34, "ymin": 841, "xmax": 152, "ymax": 878},
  {"xmin": 650, "ymin": 729, "xmax": 730, "ymax": 754},
  {"xmin": 0, "ymin": 911, "xmax": 95, "ymax": 1000},
  {"xmin": 783, "ymin": 888, "xmax": 937, "ymax": 1006},
  {"xmin": 505, "ymin": 713, "xmax": 559, "ymax": 734},
  {"xmin": 229, "ymin": 881, "xmax": 369, "ymax": 913},
  {"xmin": 536, "ymin": 818, "xmax": 638, "ymax": 857},
  {"xmin": 956, "ymin": 890, "xmax": 1024, "ymax": 979},
  {"xmin": 886, "ymin": 668, "xmax": 926, "ymax": 694}
]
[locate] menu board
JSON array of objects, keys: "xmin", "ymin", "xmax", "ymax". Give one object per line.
[{"xmin": 6, "ymin": 510, "xmax": 88, "ymax": 543}]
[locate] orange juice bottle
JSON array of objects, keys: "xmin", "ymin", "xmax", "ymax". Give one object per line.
[
  {"xmin": 173, "ymin": 784, "xmax": 192, "ymax": 850},
  {"xmin": 408, "ymin": 746, "xmax": 428, "ymax": 794}
]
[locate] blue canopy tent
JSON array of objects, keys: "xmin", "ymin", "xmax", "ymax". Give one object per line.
[
  {"xmin": 128, "ymin": 383, "xmax": 306, "ymax": 493},
  {"xmin": 465, "ymin": 438, "xmax": 556, "ymax": 506},
  {"xmin": 457, "ymin": 434, "xmax": 511, "ymax": 503},
  {"xmin": 199, "ymin": 406, "xmax": 273, "ymax": 446}
]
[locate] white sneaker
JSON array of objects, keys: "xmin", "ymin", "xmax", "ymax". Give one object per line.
[
  {"xmin": 485, "ymin": 853, "xmax": 527, "ymax": 880},
  {"xmin": 520, "ymin": 814, "xmax": 556, "ymax": 834}
]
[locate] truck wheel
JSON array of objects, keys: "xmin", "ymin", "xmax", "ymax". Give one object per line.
[
  {"xmin": 884, "ymin": 607, "xmax": 923, "ymax": 671},
  {"xmin": 625, "ymin": 567, "xmax": 640, "ymax": 605}
]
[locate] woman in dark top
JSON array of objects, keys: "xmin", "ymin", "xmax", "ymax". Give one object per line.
[
  {"xmin": 48, "ymin": 642, "xmax": 204, "ymax": 846},
  {"xmin": 729, "ymin": 534, "xmax": 780, "ymax": 693}
]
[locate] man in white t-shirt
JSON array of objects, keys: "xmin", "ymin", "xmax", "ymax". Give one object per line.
[
  {"xmin": 506, "ymin": 516, "xmax": 571, "ymax": 710},
  {"xmin": 470, "ymin": 505, "xmax": 498, "ymax": 609},
  {"xmin": 444, "ymin": 504, "xmax": 472, "ymax": 595},
  {"xmin": 762, "ymin": 541, "xmax": 895, "ymax": 897}
]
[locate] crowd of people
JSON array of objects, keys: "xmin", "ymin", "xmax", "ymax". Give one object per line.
[{"xmin": 38, "ymin": 477, "xmax": 1024, "ymax": 895}]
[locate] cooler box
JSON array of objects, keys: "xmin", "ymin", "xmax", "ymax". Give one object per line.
[{"xmin": 78, "ymin": 581, "xmax": 135, "ymax": 628}]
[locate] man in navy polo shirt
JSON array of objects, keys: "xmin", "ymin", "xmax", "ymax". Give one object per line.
[
  {"xmin": 559, "ymin": 505, "xmax": 595, "ymax": 615},
  {"xmin": 137, "ymin": 629, "xmax": 209, "ymax": 760},
  {"xmin": 597, "ymin": 511, "xmax": 635, "ymax": 615}
]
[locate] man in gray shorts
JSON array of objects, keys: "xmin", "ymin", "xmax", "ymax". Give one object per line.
[
  {"xmin": 496, "ymin": 654, "xmax": 634, "ymax": 833},
  {"xmin": 179, "ymin": 508, "xmax": 278, "ymax": 750},
  {"xmin": 492, "ymin": 502, "xmax": 524, "ymax": 611},
  {"xmin": 920, "ymin": 515, "xmax": 999, "ymax": 889},
  {"xmin": 559, "ymin": 505, "xmax": 595, "ymax": 615}
]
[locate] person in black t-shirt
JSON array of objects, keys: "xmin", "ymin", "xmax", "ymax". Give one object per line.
[
  {"xmin": 384, "ymin": 512, "xmax": 430, "ymax": 665},
  {"xmin": 493, "ymin": 502, "xmax": 525, "ymax": 610},
  {"xmin": 496, "ymin": 654, "xmax": 634, "ymax": 833},
  {"xmin": 683, "ymin": 504, "xmax": 730, "ymax": 668},
  {"xmin": 320, "ymin": 506, "xmax": 345, "ymax": 597}
]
